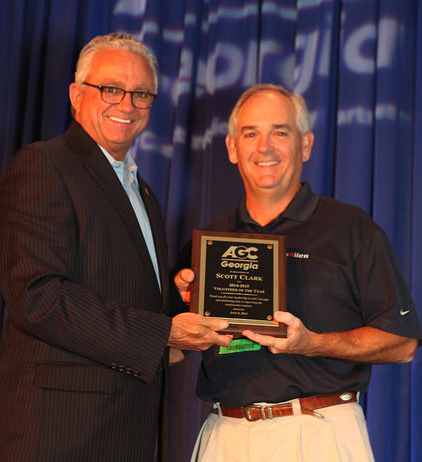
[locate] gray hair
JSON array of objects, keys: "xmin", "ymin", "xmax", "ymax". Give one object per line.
[
  {"xmin": 74, "ymin": 33, "xmax": 158, "ymax": 93},
  {"xmin": 227, "ymin": 84, "xmax": 311, "ymax": 138}
]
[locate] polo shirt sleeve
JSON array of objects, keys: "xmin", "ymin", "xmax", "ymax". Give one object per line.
[{"xmin": 355, "ymin": 229, "xmax": 422, "ymax": 340}]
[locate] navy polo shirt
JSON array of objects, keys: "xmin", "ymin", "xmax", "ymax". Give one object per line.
[{"xmin": 191, "ymin": 183, "xmax": 422, "ymax": 407}]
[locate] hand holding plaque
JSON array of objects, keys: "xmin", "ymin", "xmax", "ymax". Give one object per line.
[{"xmin": 190, "ymin": 230, "xmax": 287, "ymax": 337}]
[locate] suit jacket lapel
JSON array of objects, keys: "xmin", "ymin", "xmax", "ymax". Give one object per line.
[{"xmin": 138, "ymin": 177, "xmax": 169, "ymax": 297}]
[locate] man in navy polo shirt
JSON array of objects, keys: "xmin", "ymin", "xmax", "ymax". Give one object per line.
[{"xmin": 174, "ymin": 84, "xmax": 422, "ymax": 462}]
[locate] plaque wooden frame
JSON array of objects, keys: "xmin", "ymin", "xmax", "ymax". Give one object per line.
[{"xmin": 190, "ymin": 230, "xmax": 287, "ymax": 337}]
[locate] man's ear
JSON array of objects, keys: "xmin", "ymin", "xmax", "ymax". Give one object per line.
[
  {"xmin": 226, "ymin": 135, "xmax": 238, "ymax": 164},
  {"xmin": 301, "ymin": 131, "xmax": 314, "ymax": 163},
  {"xmin": 69, "ymin": 83, "xmax": 82, "ymax": 116}
]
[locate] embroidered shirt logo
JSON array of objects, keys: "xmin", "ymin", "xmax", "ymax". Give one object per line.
[
  {"xmin": 400, "ymin": 308, "xmax": 411, "ymax": 316},
  {"xmin": 286, "ymin": 251, "xmax": 309, "ymax": 259}
]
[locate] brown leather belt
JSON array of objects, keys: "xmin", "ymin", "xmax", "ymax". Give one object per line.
[{"xmin": 212, "ymin": 391, "xmax": 357, "ymax": 421}]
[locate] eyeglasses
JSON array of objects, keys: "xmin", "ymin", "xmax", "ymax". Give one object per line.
[{"xmin": 83, "ymin": 82, "xmax": 157, "ymax": 109}]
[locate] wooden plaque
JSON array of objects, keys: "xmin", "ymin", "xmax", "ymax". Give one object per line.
[{"xmin": 190, "ymin": 230, "xmax": 287, "ymax": 337}]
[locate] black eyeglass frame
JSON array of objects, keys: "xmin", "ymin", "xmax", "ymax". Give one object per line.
[{"xmin": 82, "ymin": 82, "xmax": 157, "ymax": 109}]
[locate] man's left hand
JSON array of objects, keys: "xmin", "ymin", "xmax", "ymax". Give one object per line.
[
  {"xmin": 242, "ymin": 311, "xmax": 319, "ymax": 355},
  {"xmin": 242, "ymin": 311, "xmax": 418, "ymax": 363}
]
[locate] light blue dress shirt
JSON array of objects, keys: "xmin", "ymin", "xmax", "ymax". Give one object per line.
[{"xmin": 101, "ymin": 147, "xmax": 161, "ymax": 291}]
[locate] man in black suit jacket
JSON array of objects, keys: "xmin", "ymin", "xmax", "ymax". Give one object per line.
[{"xmin": 0, "ymin": 33, "xmax": 231, "ymax": 462}]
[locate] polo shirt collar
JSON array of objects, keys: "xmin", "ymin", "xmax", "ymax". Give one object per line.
[{"xmin": 238, "ymin": 182, "xmax": 319, "ymax": 228}]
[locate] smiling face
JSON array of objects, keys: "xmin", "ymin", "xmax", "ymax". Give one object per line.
[
  {"xmin": 226, "ymin": 90, "xmax": 314, "ymax": 205},
  {"xmin": 69, "ymin": 48, "xmax": 155, "ymax": 160}
]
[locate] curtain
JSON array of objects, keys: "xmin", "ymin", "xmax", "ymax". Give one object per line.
[
  {"xmin": 1, "ymin": 1, "xmax": 421, "ymax": 461},
  {"xmin": 0, "ymin": 0, "xmax": 117, "ymax": 330}
]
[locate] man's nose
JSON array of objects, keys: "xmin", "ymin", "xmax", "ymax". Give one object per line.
[
  {"xmin": 257, "ymin": 135, "xmax": 271, "ymax": 152},
  {"xmin": 118, "ymin": 91, "xmax": 135, "ymax": 110}
]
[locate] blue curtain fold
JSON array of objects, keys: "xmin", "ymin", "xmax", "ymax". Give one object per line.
[{"xmin": 1, "ymin": 1, "xmax": 421, "ymax": 461}]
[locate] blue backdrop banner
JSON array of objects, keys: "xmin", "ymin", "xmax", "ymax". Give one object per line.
[{"xmin": 1, "ymin": 1, "xmax": 421, "ymax": 461}]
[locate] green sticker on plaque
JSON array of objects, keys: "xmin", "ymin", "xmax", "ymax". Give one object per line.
[{"xmin": 219, "ymin": 339, "xmax": 261, "ymax": 355}]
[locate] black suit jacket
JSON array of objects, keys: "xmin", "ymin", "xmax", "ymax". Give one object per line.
[{"xmin": 0, "ymin": 122, "xmax": 172, "ymax": 462}]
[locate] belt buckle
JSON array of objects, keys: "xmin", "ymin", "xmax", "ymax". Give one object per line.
[{"xmin": 242, "ymin": 405, "xmax": 273, "ymax": 421}]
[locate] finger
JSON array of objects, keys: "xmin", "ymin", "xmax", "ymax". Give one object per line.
[
  {"xmin": 174, "ymin": 269, "xmax": 193, "ymax": 290},
  {"xmin": 212, "ymin": 334, "xmax": 233, "ymax": 347},
  {"xmin": 268, "ymin": 346, "xmax": 282, "ymax": 354},
  {"xmin": 242, "ymin": 330, "xmax": 275, "ymax": 347},
  {"xmin": 242, "ymin": 330, "xmax": 286, "ymax": 354},
  {"xmin": 202, "ymin": 317, "xmax": 230, "ymax": 331},
  {"xmin": 180, "ymin": 268, "xmax": 195, "ymax": 283},
  {"xmin": 169, "ymin": 348, "xmax": 185, "ymax": 366},
  {"xmin": 274, "ymin": 311, "xmax": 297, "ymax": 326},
  {"xmin": 174, "ymin": 270, "xmax": 195, "ymax": 304}
]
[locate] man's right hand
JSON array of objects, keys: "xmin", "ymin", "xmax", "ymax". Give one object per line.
[
  {"xmin": 168, "ymin": 312, "xmax": 233, "ymax": 350},
  {"xmin": 174, "ymin": 268, "xmax": 194, "ymax": 304}
]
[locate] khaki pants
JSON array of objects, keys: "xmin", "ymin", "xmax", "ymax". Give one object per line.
[{"xmin": 191, "ymin": 402, "xmax": 375, "ymax": 462}]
